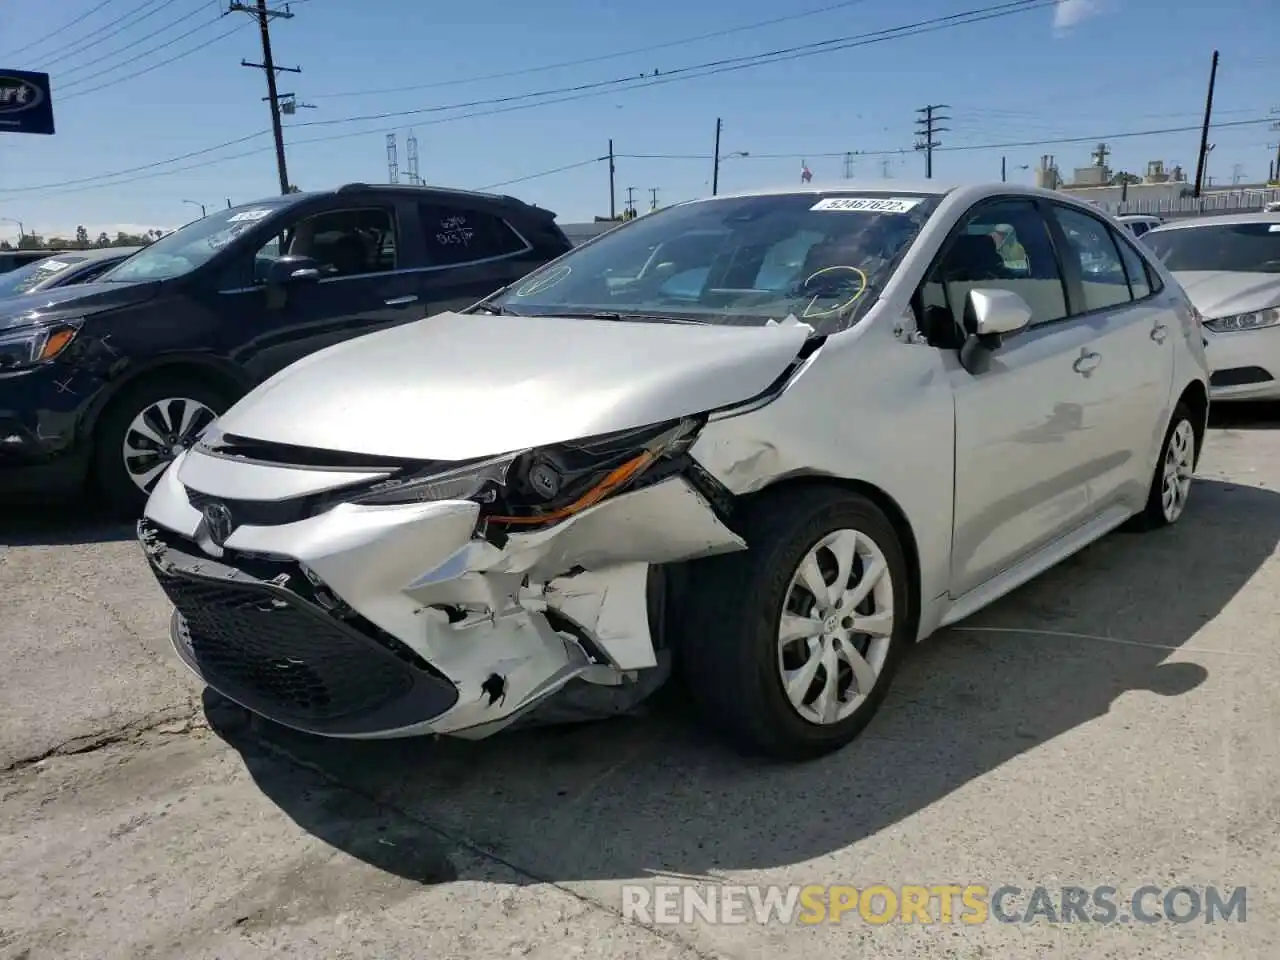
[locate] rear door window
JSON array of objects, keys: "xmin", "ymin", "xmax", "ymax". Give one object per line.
[{"xmin": 419, "ymin": 204, "xmax": 529, "ymax": 266}]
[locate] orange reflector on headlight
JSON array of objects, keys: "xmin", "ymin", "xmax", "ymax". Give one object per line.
[
  {"xmin": 487, "ymin": 450, "xmax": 657, "ymax": 526},
  {"xmin": 38, "ymin": 327, "xmax": 78, "ymax": 361}
]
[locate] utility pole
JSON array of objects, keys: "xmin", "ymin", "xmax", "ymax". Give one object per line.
[
  {"xmin": 1192, "ymin": 50, "xmax": 1218, "ymax": 199},
  {"xmin": 608, "ymin": 139, "xmax": 616, "ymax": 219},
  {"xmin": 843, "ymin": 152, "xmax": 855, "ymax": 179},
  {"xmin": 624, "ymin": 186, "xmax": 637, "ymax": 218},
  {"xmin": 649, "ymin": 187, "xmax": 659, "ymax": 211},
  {"xmin": 231, "ymin": 0, "xmax": 300, "ymax": 196},
  {"xmin": 1270, "ymin": 106, "xmax": 1280, "ymax": 186},
  {"xmin": 881, "ymin": 159, "xmax": 892, "ymax": 178},
  {"xmin": 1001, "ymin": 156, "xmax": 1006, "ymax": 182},
  {"xmin": 711, "ymin": 117, "xmax": 722, "ymax": 196},
  {"xmin": 914, "ymin": 104, "xmax": 949, "ymax": 179}
]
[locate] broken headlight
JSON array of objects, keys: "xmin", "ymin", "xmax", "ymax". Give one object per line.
[{"xmin": 349, "ymin": 417, "xmax": 703, "ymax": 528}]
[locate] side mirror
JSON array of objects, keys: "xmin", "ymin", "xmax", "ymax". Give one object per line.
[
  {"xmin": 265, "ymin": 255, "xmax": 322, "ymax": 287},
  {"xmin": 958, "ymin": 288, "xmax": 1033, "ymax": 375}
]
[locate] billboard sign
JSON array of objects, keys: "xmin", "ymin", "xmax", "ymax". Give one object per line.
[{"xmin": 0, "ymin": 70, "xmax": 54, "ymax": 135}]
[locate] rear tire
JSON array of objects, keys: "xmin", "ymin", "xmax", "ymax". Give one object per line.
[
  {"xmin": 1127, "ymin": 401, "xmax": 1198, "ymax": 532},
  {"xmin": 679, "ymin": 486, "xmax": 913, "ymax": 761},
  {"xmin": 92, "ymin": 375, "xmax": 231, "ymax": 519}
]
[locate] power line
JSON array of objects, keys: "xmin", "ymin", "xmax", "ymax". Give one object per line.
[
  {"xmin": 308, "ymin": 0, "xmax": 880, "ymax": 99},
  {"xmin": 3, "ymin": 0, "xmax": 1054, "ymax": 194},
  {"xmin": 289, "ymin": 0, "xmax": 1055, "ymax": 132},
  {"xmin": 58, "ymin": 20, "xmax": 249, "ymax": 101},
  {"xmin": 56, "ymin": 3, "xmax": 213, "ymax": 79},
  {"xmin": 476, "ymin": 158, "xmax": 606, "ymax": 190},
  {"xmin": 42, "ymin": 0, "xmax": 190, "ymax": 70},
  {"xmin": 14, "ymin": 116, "xmax": 1276, "ymax": 202},
  {"xmin": 0, "ymin": 0, "xmax": 116, "ymax": 59}
]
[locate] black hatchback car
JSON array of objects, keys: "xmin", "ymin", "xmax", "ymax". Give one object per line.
[{"xmin": 0, "ymin": 182, "xmax": 572, "ymax": 514}]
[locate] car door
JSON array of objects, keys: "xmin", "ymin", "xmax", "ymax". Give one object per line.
[
  {"xmin": 927, "ymin": 198, "xmax": 1101, "ymax": 598},
  {"xmin": 220, "ymin": 201, "xmax": 423, "ymax": 384},
  {"xmin": 1046, "ymin": 202, "xmax": 1174, "ymax": 513},
  {"xmin": 412, "ymin": 200, "xmax": 548, "ymax": 315}
]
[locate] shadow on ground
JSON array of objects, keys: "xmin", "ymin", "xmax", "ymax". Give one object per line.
[{"xmin": 205, "ymin": 478, "xmax": 1280, "ymax": 886}]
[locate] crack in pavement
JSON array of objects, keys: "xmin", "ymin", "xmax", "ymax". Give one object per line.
[
  {"xmin": 242, "ymin": 730, "xmax": 735, "ymax": 960},
  {"xmin": 0, "ymin": 699, "xmax": 203, "ymax": 777}
]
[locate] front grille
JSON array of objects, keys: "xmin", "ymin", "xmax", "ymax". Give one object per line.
[
  {"xmin": 157, "ymin": 571, "xmax": 414, "ymax": 724},
  {"xmin": 1210, "ymin": 366, "xmax": 1274, "ymax": 387}
]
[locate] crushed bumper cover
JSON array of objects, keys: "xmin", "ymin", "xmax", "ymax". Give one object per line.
[{"xmin": 140, "ymin": 450, "xmax": 745, "ymax": 739}]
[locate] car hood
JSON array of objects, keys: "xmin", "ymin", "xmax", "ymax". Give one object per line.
[
  {"xmin": 1171, "ymin": 271, "xmax": 1280, "ymax": 319},
  {"xmin": 0, "ymin": 279, "xmax": 161, "ymax": 330},
  {"xmin": 217, "ymin": 310, "xmax": 813, "ymax": 461}
]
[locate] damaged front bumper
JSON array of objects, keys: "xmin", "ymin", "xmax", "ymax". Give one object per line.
[{"xmin": 139, "ymin": 449, "xmax": 745, "ymax": 739}]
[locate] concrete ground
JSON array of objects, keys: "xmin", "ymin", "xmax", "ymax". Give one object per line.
[{"xmin": 1, "ymin": 407, "xmax": 1278, "ymax": 960}]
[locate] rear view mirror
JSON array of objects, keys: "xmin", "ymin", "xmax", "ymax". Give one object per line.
[
  {"xmin": 265, "ymin": 255, "xmax": 322, "ymax": 287},
  {"xmin": 958, "ymin": 288, "xmax": 1033, "ymax": 375}
]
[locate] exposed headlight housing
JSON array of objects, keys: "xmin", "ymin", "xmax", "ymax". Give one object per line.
[
  {"xmin": 1203, "ymin": 308, "xmax": 1280, "ymax": 333},
  {"xmin": 350, "ymin": 417, "xmax": 703, "ymax": 531},
  {"xmin": 0, "ymin": 319, "xmax": 83, "ymax": 371}
]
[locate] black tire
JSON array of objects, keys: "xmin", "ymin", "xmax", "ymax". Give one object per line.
[
  {"xmin": 679, "ymin": 485, "xmax": 914, "ymax": 761},
  {"xmin": 1126, "ymin": 401, "xmax": 1198, "ymax": 533},
  {"xmin": 92, "ymin": 375, "xmax": 233, "ymax": 519}
]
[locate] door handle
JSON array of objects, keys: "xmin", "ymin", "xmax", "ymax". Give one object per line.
[
  {"xmin": 1150, "ymin": 323, "xmax": 1168, "ymax": 343},
  {"xmin": 1072, "ymin": 350, "xmax": 1102, "ymax": 376},
  {"xmin": 385, "ymin": 295, "xmax": 418, "ymax": 306}
]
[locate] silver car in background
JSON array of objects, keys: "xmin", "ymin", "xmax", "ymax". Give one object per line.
[
  {"xmin": 1145, "ymin": 212, "xmax": 1280, "ymax": 401},
  {"xmin": 140, "ymin": 182, "xmax": 1209, "ymax": 760}
]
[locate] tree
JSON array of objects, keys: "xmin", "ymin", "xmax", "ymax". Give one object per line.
[
  {"xmin": 95, "ymin": 232, "xmax": 110, "ymax": 247},
  {"xmin": 75, "ymin": 225, "xmax": 89, "ymax": 246},
  {"xmin": 0, "ymin": 240, "xmax": 11, "ymax": 251}
]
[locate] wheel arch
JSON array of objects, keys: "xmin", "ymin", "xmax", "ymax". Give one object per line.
[
  {"xmin": 737, "ymin": 472, "xmax": 924, "ymax": 639},
  {"xmin": 81, "ymin": 355, "xmax": 250, "ymax": 442},
  {"xmin": 1175, "ymin": 379, "xmax": 1208, "ymax": 468}
]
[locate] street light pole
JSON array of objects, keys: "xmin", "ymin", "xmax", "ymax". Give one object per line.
[
  {"xmin": 183, "ymin": 200, "xmax": 207, "ymax": 218},
  {"xmin": 1, "ymin": 217, "xmax": 24, "ymax": 242}
]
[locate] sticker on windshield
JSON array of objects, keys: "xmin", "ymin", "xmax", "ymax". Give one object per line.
[
  {"xmin": 810, "ymin": 196, "xmax": 923, "ymax": 213},
  {"xmin": 227, "ymin": 208, "xmax": 273, "ymax": 223},
  {"xmin": 40, "ymin": 260, "xmax": 70, "ymax": 270}
]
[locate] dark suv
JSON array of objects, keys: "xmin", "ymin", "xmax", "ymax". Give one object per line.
[{"xmin": 0, "ymin": 183, "xmax": 573, "ymax": 513}]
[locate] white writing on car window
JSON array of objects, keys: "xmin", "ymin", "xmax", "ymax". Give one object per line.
[{"xmin": 437, "ymin": 215, "xmax": 475, "ymax": 247}]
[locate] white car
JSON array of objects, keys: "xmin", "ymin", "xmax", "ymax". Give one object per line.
[
  {"xmin": 1116, "ymin": 214, "xmax": 1165, "ymax": 238},
  {"xmin": 139, "ymin": 182, "xmax": 1210, "ymax": 760},
  {"xmin": 1145, "ymin": 212, "xmax": 1280, "ymax": 401}
]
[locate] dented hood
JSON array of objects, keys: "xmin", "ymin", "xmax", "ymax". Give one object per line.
[{"xmin": 216, "ymin": 310, "xmax": 811, "ymax": 461}]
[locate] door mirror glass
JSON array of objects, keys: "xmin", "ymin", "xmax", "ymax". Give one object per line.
[
  {"xmin": 265, "ymin": 255, "xmax": 322, "ymax": 287},
  {"xmin": 967, "ymin": 287, "xmax": 1033, "ymax": 338}
]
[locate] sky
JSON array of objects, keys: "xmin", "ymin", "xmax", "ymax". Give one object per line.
[{"xmin": 0, "ymin": 0, "xmax": 1276, "ymax": 242}]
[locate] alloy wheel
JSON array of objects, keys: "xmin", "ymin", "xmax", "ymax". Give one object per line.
[
  {"xmin": 121, "ymin": 397, "xmax": 217, "ymax": 493},
  {"xmin": 777, "ymin": 528, "xmax": 895, "ymax": 725},
  {"xmin": 1161, "ymin": 418, "xmax": 1195, "ymax": 523}
]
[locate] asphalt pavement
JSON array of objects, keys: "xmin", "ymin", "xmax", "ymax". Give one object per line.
[{"xmin": 1, "ymin": 407, "xmax": 1278, "ymax": 959}]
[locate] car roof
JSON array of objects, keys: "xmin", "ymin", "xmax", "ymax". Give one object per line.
[
  {"xmin": 1148, "ymin": 211, "xmax": 1280, "ymax": 232},
  {"xmin": 682, "ymin": 180, "xmax": 1106, "ymax": 212},
  {"xmin": 260, "ymin": 182, "xmax": 556, "ymax": 218}
]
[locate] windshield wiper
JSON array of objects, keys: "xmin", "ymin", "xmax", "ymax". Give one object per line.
[{"xmin": 552, "ymin": 310, "xmax": 706, "ymax": 324}]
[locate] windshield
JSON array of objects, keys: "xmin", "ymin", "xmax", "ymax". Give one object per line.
[
  {"xmin": 99, "ymin": 201, "xmax": 292, "ymax": 283},
  {"xmin": 1145, "ymin": 222, "xmax": 1280, "ymax": 273},
  {"xmin": 0, "ymin": 255, "xmax": 87, "ymax": 299},
  {"xmin": 483, "ymin": 192, "xmax": 942, "ymax": 334}
]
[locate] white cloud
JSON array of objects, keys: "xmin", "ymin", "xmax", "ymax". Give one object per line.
[{"xmin": 1053, "ymin": 0, "xmax": 1103, "ymax": 32}]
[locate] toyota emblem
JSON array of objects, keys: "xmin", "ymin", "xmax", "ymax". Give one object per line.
[{"xmin": 201, "ymin": 501, "xmax": 234, "ymax": 546}]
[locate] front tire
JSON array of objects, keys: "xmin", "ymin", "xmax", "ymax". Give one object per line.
[
  {"xmin": 680, "ymin": 486, "xmax": 913, "ymax": 761},
  {"xmin": 92, "ymin": 376, "xmax": 231, "ymax": 518},
  {"xmin": 1129, "ymin": 401, "xmax": 1197, "ymax": 532}
]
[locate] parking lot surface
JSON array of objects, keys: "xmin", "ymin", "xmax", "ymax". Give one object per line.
[{"xmin": 2, "ymin": 408, "xmax": 1279, "ymax": 959}]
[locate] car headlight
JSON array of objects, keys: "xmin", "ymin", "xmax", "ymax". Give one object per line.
[
  {"xmin": 1203, "ymin": 308, "xmax": 1280, "ymax": 333},
  {"xmin": 0, "ymin": 319, "xmax": 83, "ymax": 371},
  {"xmin": 350, "ymin": 417, "xmax": 703, "ymax": 529}
]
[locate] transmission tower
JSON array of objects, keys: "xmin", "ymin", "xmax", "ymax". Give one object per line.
[
  {"xmin": 914, "ymin": 104, "xmax": 950, "ymax": 179},
  {"xmin": 386, "ymin": 133, "xmax": 399, "ymax": 184},
  {"xmin": 229, "ymin": 1, "xmax": 301, "ymax": 195},
  {"xmin": 406, "ymin": 131, "xmax": 421, "ymax": 184}
]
